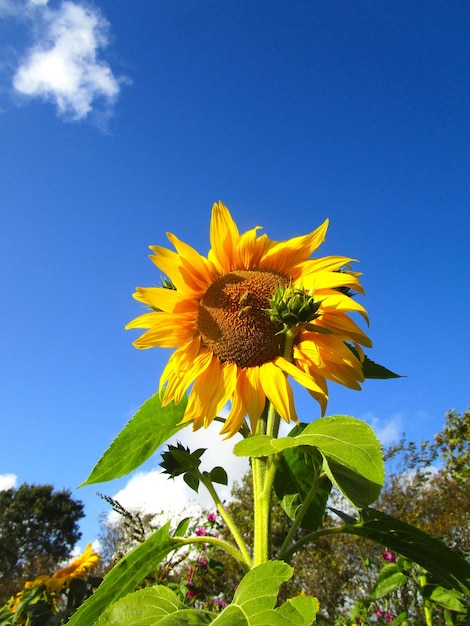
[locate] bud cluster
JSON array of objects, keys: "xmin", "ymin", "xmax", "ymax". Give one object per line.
[{"xmin": 265, "ymin": 283, "xmax": 322, "ymax": 334}]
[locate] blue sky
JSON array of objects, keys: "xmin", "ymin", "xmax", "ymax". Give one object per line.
[{"xmin": 1, "ymin": 0, "xmax": 469, "ymax": 548}]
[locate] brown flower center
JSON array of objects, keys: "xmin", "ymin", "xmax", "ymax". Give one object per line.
[{"xmin": 197, "ymin": 269, "xmax": 289, "ymax": 368}]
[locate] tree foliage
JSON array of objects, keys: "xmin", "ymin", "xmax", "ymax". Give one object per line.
[{"xmin": 0, "ymin": 484, "xmax": 84, "ymax": 603}]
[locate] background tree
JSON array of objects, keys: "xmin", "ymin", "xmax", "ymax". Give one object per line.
[{"xmin": 0, "ymin": 484, "xmax": 84, "ymax": 603}]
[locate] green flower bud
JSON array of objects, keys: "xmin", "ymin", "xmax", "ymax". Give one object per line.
[{"xmin": 265, "ymin": 283, "xmax": 322, "ymax": 334}]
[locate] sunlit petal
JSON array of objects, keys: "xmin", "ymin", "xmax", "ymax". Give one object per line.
[{"xmin": 259, "ymin": 361, "xmax": 298, "ymax": 423}]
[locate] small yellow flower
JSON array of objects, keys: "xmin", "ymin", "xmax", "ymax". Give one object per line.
[
  {"xmin": 48, "ymin": 543, "xmax": 99, "ymax": 592},
  {"xmin": 127, "ymin": 202, "xmax": 371, "ymax": 438}
]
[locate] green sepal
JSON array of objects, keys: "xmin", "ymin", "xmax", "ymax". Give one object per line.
[
  {"xmin": 160, "ymin": 443, "xmax": 206, "ymax": 477},
  {"xmin": 80, "ymin": 394, "xmax": 188, "ymax": 486}
]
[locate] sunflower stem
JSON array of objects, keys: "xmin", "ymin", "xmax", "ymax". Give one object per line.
[
  {"xmin": 199, "ymin": 472, "xmax": 252, "ymax": 568},
  {"xmin": 252, "ymin": 327, "xmax": 298, "ymax": 566}
]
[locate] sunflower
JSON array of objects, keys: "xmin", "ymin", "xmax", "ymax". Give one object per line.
[
  {"xmin": 127, "ymin": 202, "xmax": 371, "ymax": 438},
  {"xmin": 47, "ymin": 543, "xmax": 100, "ymax": 592}
]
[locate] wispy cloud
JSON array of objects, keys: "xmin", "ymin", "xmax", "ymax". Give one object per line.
[
  {"xmin": 10, "ymin": 0, "xmax": 127, "ymax": 121},
  {"xmin": 0, "ymin": 473, "xmax": 17, "ymax": 490},
  {"xmin": 360, "ymin": 411, "xmax": 404, "ymax": 446}
]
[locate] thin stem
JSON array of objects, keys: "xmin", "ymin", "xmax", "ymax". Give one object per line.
[
  {"xmin": 277, "ymin": 474, "xmax": 320, "ymax": 560},
  {"xmin": 173, "ymin": 536, "xmax": 250, "ymax": 569},
  {"xmin": 199, "ymin": 472, "xmax": 252, "ymax": 568},
  {"xmin": 418, "ymin": 569, "xmax": 434, "ymax": 626},
  {"xmin": 252, "ymin": 404, "xmax": 270, "ymax": 565}
]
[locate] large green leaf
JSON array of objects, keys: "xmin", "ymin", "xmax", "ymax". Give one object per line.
[
  {"xmin": 81, "ymin": 394, "xmax": 188, "ymax": 486},
  {"xmin": 326, "ymin": 508, "xmax": 470, "ymax": 594},
  {"xmin": 235, "ymin": 416, "xmax": 384, "ymax": 508},
  {"xmin": 67, "ymin": 523, "xmax": 180, "ymax": 626},
  {"xmin": 94, "ymin": 586, "xmax": 212, "ymax": 625},
  {"xmin": 211, "ymin": 561, "xmax": 319, "ymax": 625},
  {"xmin": 274, "ymin": 429, "xmax": 332, "ymax": 531}
]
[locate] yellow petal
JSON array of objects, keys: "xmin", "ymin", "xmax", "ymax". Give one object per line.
[
  {"xmin": 129, "ymin": 313, "xmax": 196, "ymax": 348},
  {"xmin": 183, "ymin": 358, "xmax": 237, "ymax": 430},
  {"xmin": 274, "ymin": 356, "xmax": 325, "ymax": 395},
  {"xmin": 296, "ymin": 256, "xmax": 357, "ymax": 276},
  {"xmin": 148, "ymin": 245, "xmax": 198, "ymax": 295},
  {"xmin": 133, "ymin": 287, "xmax": 198, "ymax": 313},
  {"xmin": 259, "ymin": 361, "xmax": 298, "ymax": 423},
  {"xmin": 302, "ymin": 270, "xmax": 363, "ymax": 293},
  {"xmin": 260, "ymin": 219, "xmax": 329, "ymax": 275},
  {"xmin": 166, "ymin": 232, "xmax": 216, "ymax": 291},
  {"xmin": 313, "ymin": 313, "xmax": 372, "ymax": 347},
  {"xmin": 209, "ymin": 201, "xmax": 240, "ymax": 274},
  {"xmin": 160, "ymin": 339, "xmax": 212, "ymax": 405}
]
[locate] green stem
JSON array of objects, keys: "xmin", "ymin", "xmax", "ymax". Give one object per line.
[
  {"xmin": 173, "ymin": 536, "xmax": 250, "ymax": 569},
  {"xmin": 199, "ymin": 472, "xmax": 252, "ymax": 568},
  {"xmin": 277, "ymin": 474, "xmax": 320, "ymax": 560},
  {"xmin": 252, "ymin": 326, "xmax": 299, "ymax": 566},
  {"xmin": 419, "ymin": 570, "xmax": 433, "ymax": 626}
]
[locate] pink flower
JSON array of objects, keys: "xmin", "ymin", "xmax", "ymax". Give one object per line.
[
  {"xmin": 207, "ymin": 512, "xmax": 217, "ymax": 523},
  {"xmin": 382, "ymin": 550, "xmax": 396, "ymax": 562},
  {"xmin": 196, "ymin": 527, "xmax": 207, "ymax": 536}
]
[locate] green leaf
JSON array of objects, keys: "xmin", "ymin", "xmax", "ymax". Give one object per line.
[
  {"xmin": 348, "ymin": 345, "xmax": 402, "ymax": 379},
  {"xmin": 93, "ymin": 586, "xmax": 183, "ymax": 625},
  {"xmin": 67, "ymin": 523, "xmax": 180, "ymax": 626},
  {"xmin": 211, "ymin": 561, "xmax": 319, "ymax": 625},
  {"xmin": 362, "ymin": 355, "xmax": 402, "ymax": 379},
  {"xmin": 275, "ymin": 595, "xmax": 320, "ymax": 624},
  {"xmin": 233, "ymin": 434, "xmax": 277, "ymax": 457},
  {"xmin": 93, "ymin": 586, "xmax": 212, "ymax": 626},
  {"xmin": 235, "ymin": 416, "xmax": 384, "ymax": 508},
  {"xmin": 326, "ymin": 508, "xmax": 470, "ymax": 594},
  {"xmin": 209, "ymin": 466, "xmax": 228, "ymax": 485},
  {"xmin": 274, "ymin": 435, "xmax": 331, "ymax": 531},
  {"xmin": 429, "ymin": 586, "xmax": 466, "ymax": 612},
  {"xmin": 173, "ymin": 517, "xmax": 190, "ymax": 537},
  {"xmin": 300, "ymin": 417, "xmax": 384, "ymax": 507},
  {"xmin": 183, "ymin": 473, "xmax": 200, "ymax": 492},
  {"xmin": 156, "ymin": 610, "xmax": 214, "ymax": 624},
  {"xmin": 370, "ymin": 563, "xmax": 408, "ymax": 599},
  {"xmin": 81, "ymin": 394, "xmax": 188, "ymax": 486}
]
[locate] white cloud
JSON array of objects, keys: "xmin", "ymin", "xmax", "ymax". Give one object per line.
[
  {"xmin": 12, "ymin": 1, "xmax": 127, "ymax": 120},
  {"xmin": 360, "ymin": 411, "xmax": 403, "ymax": 446},
  {"xmin": 0, "ymin": 473, "xmax": 17, "ymax": 490},
  {"xmin": 107, "ymin": 420, "xmax": 250, "ymax": 526}
]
